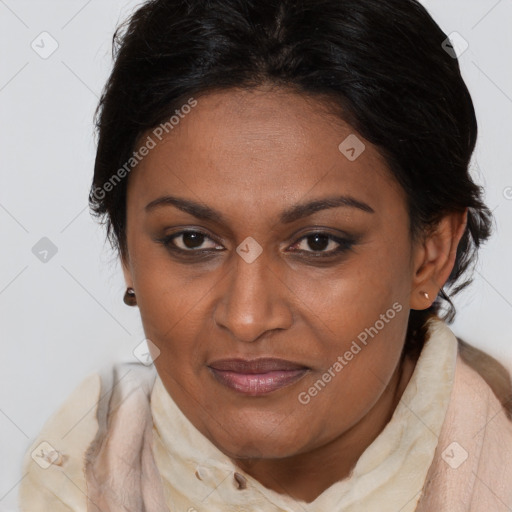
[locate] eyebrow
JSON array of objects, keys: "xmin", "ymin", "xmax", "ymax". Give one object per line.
[{"xmin": 145, "ymin": 194, "xmax": 374, "ymax": 223}]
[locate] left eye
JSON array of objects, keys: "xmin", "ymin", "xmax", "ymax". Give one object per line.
[{"xmin": 290, "ymin": 233, "xmax": 351, "ymax": 254}]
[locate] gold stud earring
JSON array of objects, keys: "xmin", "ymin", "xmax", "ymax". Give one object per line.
[{"xmin": 123, "ymin": 287, "xmax": 137, "ymax": 306}]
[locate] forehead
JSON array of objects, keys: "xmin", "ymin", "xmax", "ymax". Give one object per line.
[{"xmin": 126, "ymin": 87, "xmax": 404, "ymax": 221}]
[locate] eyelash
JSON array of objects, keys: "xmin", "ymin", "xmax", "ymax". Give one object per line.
[{"xmin": 156, "ymin": 229, "xmax": 356, "ymax": 260}]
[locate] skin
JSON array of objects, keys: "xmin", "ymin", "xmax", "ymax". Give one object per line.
[{"xmin": 122, "ymin": 86, "xmax": 467, "ymax": 503}]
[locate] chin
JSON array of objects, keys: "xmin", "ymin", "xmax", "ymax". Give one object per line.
[{"xmin": 206, "ymin": 420, "xmax": 307, "ymax": 460}]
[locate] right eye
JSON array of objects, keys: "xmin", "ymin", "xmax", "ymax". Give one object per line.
[{"xmin": 158, "ymin": 230, "xmax": 225, "ymax": 253}]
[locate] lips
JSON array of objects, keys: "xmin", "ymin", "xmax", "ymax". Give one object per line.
[{"xmin": 208, "ymin": 358, "xmax": 309, "ymax": 395}]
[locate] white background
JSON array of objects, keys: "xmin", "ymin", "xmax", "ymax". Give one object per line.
[{"xmin": 1, "ymin": 0, "xmax": 511, "ymax": 509}]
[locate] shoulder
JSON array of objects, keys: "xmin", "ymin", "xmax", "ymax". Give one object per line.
[
  {"xmin": 18, "ymin": 362, "xmax": 156, "ymax": 511},
  {"xmin": 418, "ymin": 340, "xmax": 512, "ymax": 510},
  {"xmin": 454, "ymin": 342, "xmax": 512, "ymax": 487},
  {"xmin": 456, "ymin": 337, "xmax": 512, "ymax": 420},
  {"xmin": 452, "ymin": 343, "xmax": 512, "ymax": 459},
  {"xmin": 18, "ymin": 372, "xmax": 102, "ymax": 511}
]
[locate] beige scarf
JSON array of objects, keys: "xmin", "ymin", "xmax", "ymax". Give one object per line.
[{"xmin": 18, "ymin": 318, "xmax": 512, "ymax": 511}]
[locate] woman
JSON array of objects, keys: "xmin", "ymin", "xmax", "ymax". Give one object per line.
[{"xmin": 19, "ymin": 0, "xmax": 512, "ymax": 510}]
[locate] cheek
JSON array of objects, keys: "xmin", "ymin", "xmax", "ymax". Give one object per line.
[
  {"xmin": 286, "ymin": 232, "xmax": 411, "ymax": 407},
  {"xmin": 291, "ymin": 302, "xmax": 409, "ymax": 451},
  {"xmin": 287, "ymin": 235, "xmax": 411, "ymax": 336},
  {"xmin": 127, "ymin": 229, "xmax": 212, "ymax": 326}
]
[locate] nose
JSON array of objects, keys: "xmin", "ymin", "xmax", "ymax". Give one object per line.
[{"xmin": 213, "ymin": 251, "xmax": 294, "ymax": 343}]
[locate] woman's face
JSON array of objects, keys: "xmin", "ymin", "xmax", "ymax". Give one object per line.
[{"xmin": 124, "ymin": 86, "xmax": 422, "ymax": 459}]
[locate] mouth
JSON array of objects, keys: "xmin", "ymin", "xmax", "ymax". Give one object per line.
[{"xmin": 207, "ymin": 358, "xmax": 310, "ymax": 396}]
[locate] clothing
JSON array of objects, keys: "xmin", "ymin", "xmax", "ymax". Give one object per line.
[{"xmin": 18, "ymin": 317, "xmax": 512, "ymax": 511}]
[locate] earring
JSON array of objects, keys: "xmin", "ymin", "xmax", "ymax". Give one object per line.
[
  {"xmin": 420, "ymin": 290, "xmax": 430, "ymax": 301},
  {"xmin": 123, "ymin": 287, "xmax": 137, "ymax": 306}
]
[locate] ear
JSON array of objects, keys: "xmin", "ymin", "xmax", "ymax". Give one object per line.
[
  {"xmin": 121, "ymin": 253, "xmax": 134, "ymax": 289},
  {"xmin": 410, "ymin": 208, "xmax": 468, "ymax": 310}
]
